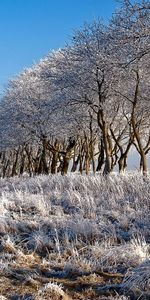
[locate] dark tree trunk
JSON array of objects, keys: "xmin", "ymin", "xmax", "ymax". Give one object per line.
[
  {"xmin": 71, "ymin": 154, "xmax": 80, "ymax": 172},
  {"xmin": 11, "ymin": 147, "xmax": 20, "ymax": 176},
  {"xmin": 61, "ymin": 138, "xmax": 75, "ymax": 175},
  {"xmin": 38, "ymin": 136, "xmax": 49, "ymax": 174},
  {"xmin": 96, "ymin": 139, "xmax": 104, "ymax": 171}
]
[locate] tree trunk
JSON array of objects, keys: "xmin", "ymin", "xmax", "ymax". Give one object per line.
[
  {"xmin": 61, "ymin": 155, "xmax": 70, "ymax": 175},
  {"xmin": 51, "ymin": 151, "xmax": 58, "ymax": 174},
  {"xmin": 132, "ymin": 117, "xmax": 148, "ymax": 175},
  {"xmin": 11, "ymin": 147, "xmax": 20, "ymax": 176},
  {"xmin": 97, "ymin": 110, "xmax": 112, "ymax": 175},
  {"xmin": 50, "ymin": 140, "xmax": 59, "ymax": 174},
  {"xmin": 102, "ymin": 125, "xmax": 112, "ymax": 175},
  {"xmin": 38, "ymin": 136, "xmax": 49, "ymax": 174},
  {"xmin": 20, "ymin": 148, "xmax": 26, "ymax": 175},
  {"xmin": 61, "ymin": 139, "xmax": 75, "ymax": 175},
  {"xmin": 96, "ymin": 139, "xmax": 105, "ymax": 171},
  {"xmin": 71, "ymin": 154, "xmax": 80, "ymax": 172}
]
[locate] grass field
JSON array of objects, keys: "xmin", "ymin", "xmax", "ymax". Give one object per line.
[{"xmin": 0, "ymin": 173, "xmax": 150, "ymax": 299}]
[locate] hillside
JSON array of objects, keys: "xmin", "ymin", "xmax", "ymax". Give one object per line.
[{"xmin": 0, "ymin": 173, "xmax": 150, "ymax": 299}]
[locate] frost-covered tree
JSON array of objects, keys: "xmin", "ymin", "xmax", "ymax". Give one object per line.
[
  {"xmin": 110, "ymin": 0, "xmax": 150, "ymax": 174},
  {"xmin": 0, "ymin": 0, "xmax": 149, "ymax": 177}
]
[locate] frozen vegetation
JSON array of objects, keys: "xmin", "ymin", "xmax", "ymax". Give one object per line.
[
  {"xmin": 0, "ymin": 1, "xmax": 150, "ymax": 178},
  {"xmin": 0, "ymin": 1, "xmax": 149, "ymax": 298},
  {"xmin": 0, "ymin": 172, "xmax": 150, "ymax": 299}
]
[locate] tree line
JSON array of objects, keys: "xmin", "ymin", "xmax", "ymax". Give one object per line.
[{"xmin": 0, "ymin": 0, "xmax": 150, "ymax": 177}]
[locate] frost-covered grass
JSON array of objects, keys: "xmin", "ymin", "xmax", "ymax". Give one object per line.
[{"xmin": 0, "ymin": 172, "xmax": 150, "ymax": 299}]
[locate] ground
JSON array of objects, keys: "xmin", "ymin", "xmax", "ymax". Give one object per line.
[{"xmin": 0, "ymin": 173, "xmax": 150, "ymax": 299}]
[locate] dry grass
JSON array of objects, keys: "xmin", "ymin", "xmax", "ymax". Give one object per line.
[{"xmin": 0, "ymin": 172, "xmax": 150, "ymax": 299}]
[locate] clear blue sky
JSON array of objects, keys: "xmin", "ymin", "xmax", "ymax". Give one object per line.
[{"xmin": 0, "ymin": 0, "xmax": 120, "ymax": 96}]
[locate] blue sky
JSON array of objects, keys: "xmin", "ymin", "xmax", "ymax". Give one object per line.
[{"xmin": 0, "ymin": 0, "xmax": 120, "ymax": 96}]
